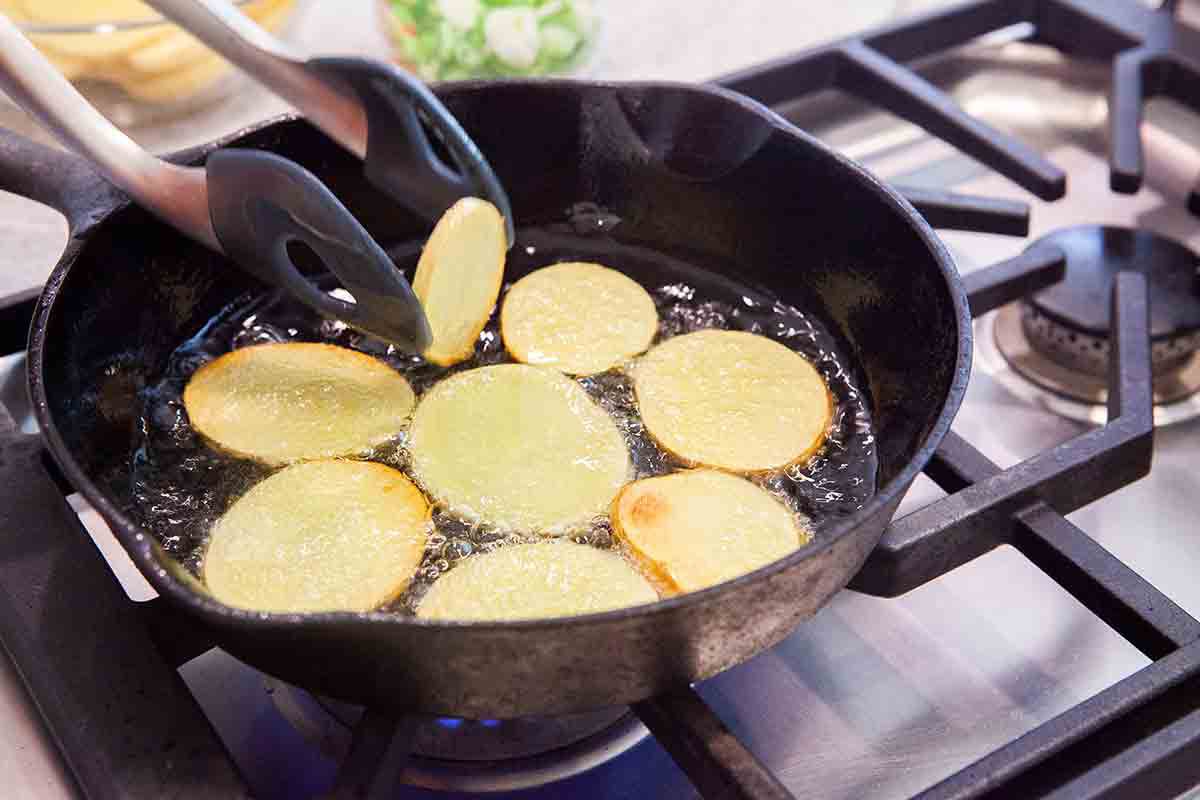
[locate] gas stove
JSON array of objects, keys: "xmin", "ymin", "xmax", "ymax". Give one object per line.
[{"xmin": 1, "ymin": 1, "xmax": 1199, "ymax": 798}]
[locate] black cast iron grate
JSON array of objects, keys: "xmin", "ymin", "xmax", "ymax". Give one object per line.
[
  {"xmin": 2, "ymin": 2, "xmax": 1199, "ymax": 798},
  {"xmin": 718, "ymin": 0, "xmax": 1200, "ymax": 218}
]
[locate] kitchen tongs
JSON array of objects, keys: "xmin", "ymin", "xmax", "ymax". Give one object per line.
[
  {"xmin": 0, "ymin": 12, "xmax": 433, "ymax": 350},
  {"xmin": 0, "ymin": 3, "xmax": 507, "ymax": 353},
  {"xmin": 144, "ymin": 0, "xmax": 514, "ymax": 245}
]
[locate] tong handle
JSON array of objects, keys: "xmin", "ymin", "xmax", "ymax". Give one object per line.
[
  {"xmin": 0, "ymin": 13, "xmax": 218, "ymax": 249},
  {"xmin": 143, "ymin": 0, "xmax": 368, "ymax": 160}
]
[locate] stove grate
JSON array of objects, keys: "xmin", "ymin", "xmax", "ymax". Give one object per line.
[{"xmin": 718, "ymin": 0, "xmax": 1200, "ymax": 219}]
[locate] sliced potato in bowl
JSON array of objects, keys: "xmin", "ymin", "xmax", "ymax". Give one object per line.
[
  {"xmin": 124, "ymin": 0, "xmax": 293, "ymax": 74},
  {"xmin": 612, "ymin": 469, "xmax": 808, "ymax": 593},
  {"xmin": 204, "ymin": 460, "xmax": 430, "ymax": 613},
  {"xmin": 634, "ymin": 329, "xmax": 832, "ymax": 473},
  {"xmin": 14, "ymin": 0, "xmax": 157, "ymax": 24},
  {"xmin": 26, "ymin": 25, "xmax": 167, "ymax": 61},
  {"xmin": 117, "ymin": 49, "xmax": 232, "ymax": 101},
  {"xmin": 501, "ymin": 261, "xmax": 659, "ymax": 375},
  {"xmin": 183, "ymin": 342, "xmax": 415, "ymax": 465},
  {"xmin": 412, "ymin": 197, "xmax": 507, "ymax": 366},
  {"xmin": 417, "ymin": 540, "xmax": 658, "ymax": 621}
]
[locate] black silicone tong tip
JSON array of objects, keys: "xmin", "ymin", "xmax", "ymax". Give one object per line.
[
  {"xmin": 206, "ymin": 148, "xmax": 433, "ymax": 352},
  {"xmin": 309, "ymin": 57, "xmax": 516, "ymax": 249}
]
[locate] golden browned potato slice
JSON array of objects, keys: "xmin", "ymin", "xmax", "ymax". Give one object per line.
[
  {"xmin": 204, "ymin": 460, "xmax": 430, "ymax": 613},
  {"xmin": 500, "ymin": 261, "xmax": 659, "ymax": 375},
  {"xmin": 417, "ymin": 540, "xmax": 657, "ymax": 621},
  {"xmin": 412, "ymin": 197, "xmax": 507, "ymax": 366},
  {"xmin": 635, "ymin": 330, "xmax": 831, "ymax": 473},
  {"xmin": 407, "ymin": 364, "xmax": 630, "ymax": 532},
  {"xmin": 183, "ymin": 342, "xmax": 415, "ymax": 465},
  {"xmin": 613, "ymin": 469, "xmax": 807, "ymax": 593}
]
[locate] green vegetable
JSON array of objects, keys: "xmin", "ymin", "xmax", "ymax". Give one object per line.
[{"xmin": 385, "ymin": 0, "xmax": 597, "ymax": 80}]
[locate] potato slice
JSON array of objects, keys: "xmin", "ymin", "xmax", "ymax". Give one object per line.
[
  {"xmin": 17, "ymin": 1, "xmax": 164, "ymax": 58},
  {"xmin": 613, "ymin": 469, "xmax": 806, "ymax": 593},
  {"xmin": 15, "ymin": 0, "xmax": 158, "ymax": 25},
  {"xmin": 408, "ymin": 364, "xmax": 629, "ymax": 532},
  {"xmin": 412, "ymin": 197, "xmax": 507, "ymax": 366},
  {"xmin": 183, "ymin": 342, "xmax": 415, "ymax": 465},
  {"xmin": 248, "ymin": 0, "xmax": 294, "ymax": 31},
  {"xmin": 417, "ymin": 541, "xmax": 657, "ymax": 621},
  {"xmin": 635, "ymin": 330, "xmax": 831, "ymax": 472},
  {"xmin": 123, "ymin": 26, "xmax": 222, "ymax": 73},
  {"xmin": 500, "ymin": 261, "xmax": 658, "ymax": 375},
  {"xmin": 27, "ymin": 26, "xmax": 169, "ymax": 61},
  {"xmin": 124, "ymin": 0, "xmax": 290, "ymax": 73},
  {"xmin": 29, "ymin": 45, "xmax": 91, "ymax": 80},
  {"xmin": 204, "ymin": 460, "xmax": 430, "ymax": 613},
  {"xmin": 118, "ymin": 50, "xmax": 232, "ymax": 100}
]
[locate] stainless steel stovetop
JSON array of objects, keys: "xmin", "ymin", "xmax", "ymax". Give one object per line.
[{"xmin": 0, "ymin": 2, "xmax": 1198, "ymax": 798}]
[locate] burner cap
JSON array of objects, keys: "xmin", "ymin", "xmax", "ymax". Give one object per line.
[
  {"xmin": 984, "ymin": 225, "xmax": 1200, "ymax": 424},
  {"xmin": 1025, "ymin": 225, "xmax": 1200, "ymax": 340}
]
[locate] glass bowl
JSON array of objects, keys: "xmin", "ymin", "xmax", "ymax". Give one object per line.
[
  {"xmin": 377, "ymin": 0, "xmax": 599, "ymax": 81},
  {"xmin": 3, "ymin": 0, "xmax": 301, "ymax": 127}
]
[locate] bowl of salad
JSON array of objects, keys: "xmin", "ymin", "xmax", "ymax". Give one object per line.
[{"xmin": 380, "ymin": 0, "xmax": 598, "ymax": 80}]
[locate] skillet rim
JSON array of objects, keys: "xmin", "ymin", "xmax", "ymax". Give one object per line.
[{"xmin": 27, "ymin": 78, "xmax": 971, "ymax": 633}]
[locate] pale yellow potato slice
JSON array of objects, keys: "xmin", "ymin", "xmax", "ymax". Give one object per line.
[
  {"xmin": 500, "ymin": 261, "xmax": 658, "ymax": 375},
  {"xmin": 27, "ymin": 26, "xmax": 168, "ymax": 61},
  {"xmin": 17, "ymin": 1, "xmax": 164, "ymax": 59},
  {"xmin": 116, "ymin": 50, "xmax": 232, "ymax": 100},
  {"xmin": 417, "ymin": 541, "xmax": 657, "ymax": 621},
  {"xmin": 246, "ymin": 0, "xmax": 294, "ymax": 32},
  {"xmin": 124, "ymin": 0, "xmax": 290, "ymax": 73},
  {"xmin": 123, "ymin": 26, "xmax": 220, "ymax": 73},
  {"xmin": 408, "ymin": 364, "xmax": 629, "ymax": 532},
  {"xmin": 613, "ymin": 469, "xmax": 807, "ymax": 593},
  {"xmin": 635, "ymin": 330, "xmax": 831, "ymax": 473},
  {"xmin": 28, "ymin": 45, "xmax": 91, "ymax": 80},
  {"xmin": 204, "ymin": 460, "xmax": 429, "ymax": 613},
  {"xmin": 183, "ymin": 342, "xmax": 415, "ymax": 465},
  {"xmin": 15, "ymin": 0, "xmax": 158, "ymax": 25},
  {"xmin": 412, "ymin": 197, "xmax": 506, "ymax": 366}
]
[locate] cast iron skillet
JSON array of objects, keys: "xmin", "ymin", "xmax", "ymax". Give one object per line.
[{"xmin": 0, "ymin": 80, "xmax": 969, "ymax": 718}]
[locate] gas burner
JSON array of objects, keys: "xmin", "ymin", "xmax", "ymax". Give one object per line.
[
  {"xmin": 979, "ymin": 225, "xmax": 1200, "ymax": 425},
  {"xmin": 267, "ymin": 679, "xmax": 648, "ymax": 792}
]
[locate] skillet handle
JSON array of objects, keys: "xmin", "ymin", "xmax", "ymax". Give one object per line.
[{"xmin": 0, "ymin": 127, "xmax": 122, "ymax": 234}]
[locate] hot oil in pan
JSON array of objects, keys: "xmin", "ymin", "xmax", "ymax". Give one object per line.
[{"xmin": 131, "ymin": 214, "xmax": 878, "ymax": 612}]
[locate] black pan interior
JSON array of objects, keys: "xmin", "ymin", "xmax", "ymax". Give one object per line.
[{"xmin": 37, "ymin": 81, "xmax": 965, "ymax": 579}]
